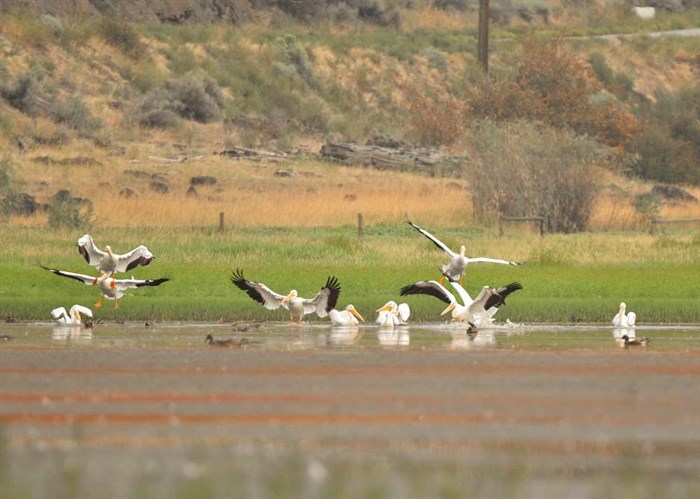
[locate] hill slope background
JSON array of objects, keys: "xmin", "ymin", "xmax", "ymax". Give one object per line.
[{"xmin": 0, "ymin": 2, "xmax": 698, "ymax": 232}]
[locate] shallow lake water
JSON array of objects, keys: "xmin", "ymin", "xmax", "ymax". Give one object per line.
[{"xmin": 1, "ymin": 321, "xmax": 699, "ymax": 499}]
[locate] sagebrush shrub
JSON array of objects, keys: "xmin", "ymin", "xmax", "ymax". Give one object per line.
[
  {"xmin": 47, "ymin": 189, "xmax": 93, "ymax": 229},
  {"xmin": 136, "ymin": 73, "xmax": 226, "ymax": 127},
  {"xmin": 466, "ymin": 120, "xmax": 606, "ymax": 233}
]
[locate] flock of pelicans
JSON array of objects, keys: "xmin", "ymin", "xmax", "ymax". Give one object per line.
[{"xmin": 39, "ymin": 222, "xmax": 648, "ymax": 348}]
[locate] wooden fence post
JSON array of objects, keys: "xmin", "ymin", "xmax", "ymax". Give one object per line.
[
  {"xmin": 357, "ymin": 213, "xmax": 364, "ymax": 240},
  {"xmin": 219, "ymin": 212, "xmax": 224, "ymax": 233}
]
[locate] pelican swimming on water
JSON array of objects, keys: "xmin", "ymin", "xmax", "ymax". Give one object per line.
[
  {"xmin": 40, "ymin": 264, "xmax": 169, "ymax": 309},
  {"xmin": 51, "ymin": 304, "xmax": 93, "ymax": 325},
  {"xmin": 77, "ymin": 234, "xmax": 155, "ymax": 287},
  {"xmin": 400, "ymin": 278, "xmax": 522, "ymax": 325},
  {"xmin": 407, "ymin": 221, "xmax": 521, "ymax": 284},
  {"xmin": 329, "ymin": 304, "xmax": 366, "ymax": 326},
  {"xmin": 375, "ymin": 301, "xmax": 410, "ymax": 327},
  {"xmin": 612, "ymin": 302, "xmax": 636, "ymax": 328},
  {"xmin": 230, "ymin": 269, "xmax": 341, "ymax": 324}
]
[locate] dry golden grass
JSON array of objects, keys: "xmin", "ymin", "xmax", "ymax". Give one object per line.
[
  {"xmin": 8, "ymin": 139, "xmax": 473, "ymax": 228},
  {"xmin": 7, "ymin": 131, "xmax": 700, "ymax": 233}
]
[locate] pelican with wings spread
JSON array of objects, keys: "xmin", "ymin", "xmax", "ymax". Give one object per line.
[
  {"xmin": 407, "ymin": 221, "xmax": 521, "ymax": 284},
  {"xmin": 77, "ymin": 234, "xmax": 155, "ymax": 287},
  {"xmin": 40, "ymin": 264, "xmax": 169, "ymax": 309},
  {"xmin": 230, "ymin": 269, "xmax": 341, "ymax": 324},
  {"xmin": 400, "ymin": 278, "xmax": 522, "ymax": 325}
]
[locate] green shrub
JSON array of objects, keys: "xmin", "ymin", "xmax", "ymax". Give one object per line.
[
  {"xmin": 48, "ymin": 96, "xmax": 104, "ymax": 136},
  {"xmin": 0, "ymin": 72, "xmax": 45, "ymax": 117},
  {"xmin": 628, "ymin": 85, "xmax": 700, "ymax": 185},
  {"xmin": 98, "ymin": 19, "xmax": 144, "ymax": 59},
  {"xmin": 136, "ymin": 73, "xmax": 226, "ymax": 127},
  {"xmin": 0, "ymin": 157, "xmax": 14, "ymax": 195},
  {"xmin": 47, "ymin": 189, "xmax": 93, "ymax": 229},
  {"xmin": 272, "ymin": 34, "xmax": 316, "ymax": 87}
]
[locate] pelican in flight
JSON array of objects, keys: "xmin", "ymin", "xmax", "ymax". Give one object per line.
[
  {"xmin": 400, "ymin": 278, "xmax": 522, "ymax": 325},
  {"xmin": 407, "ymin": 221, "xmax": 521, "ymax": 284},
  {"xmin": 329, "ymin": 304, "xmax": 366, "ymax": 326},
  {"xmin": 51, "ymin": 304, "xmax": 93, "ymax": 325},
  {"xmin": 230, "ymin": 269, "xmax": 341, "ymax": 324},
  {"xmin": 612, "ymin": 302, "xmax": 636, "ymax": 328},
  {"xmin": 40, "ymin": 264, "xmax": 169, "ymax": 309},
  {"xmin": 375, "ymin": 301, "xmax": 410, "ymax": 327},
  {"xmin": 77, "ymin": 234, "xmax": 154, "ymax": 287}
]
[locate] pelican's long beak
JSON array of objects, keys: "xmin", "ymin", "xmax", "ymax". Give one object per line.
[
  {"xmin": 350, "ymin": 307, "xmax": 366, "ymax": 322},
  {"xmin": 440, "ymin": 303, "xmax": 456, "ymax": 316},
  {"xmin": 106, "ymin": 245, "xmax": 114, "ymax": 257},
  {"xmin": 76, "ymin": 312, "xmax": 81, "ymax": 322},
  {"xmin": 282, "ymin": 292, "xmax": 294, "ymax": 304},
  {"xmin": 376, "ymin": 304, "xmax": 392, "ymax": 313}
]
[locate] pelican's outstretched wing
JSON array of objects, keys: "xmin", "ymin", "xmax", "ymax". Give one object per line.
[
  {"xmin": 482, "ymin": 282, "xmax": 523, "ymax": 311},
  {"xmin": 397, "ymin": 303, "xmax": 411, "ymax": 323},
  {"xmin": 467, "ymin": 257, "xmax": 521, "ymax": 266},
  {"xmin": 230, "ymin": 269, "xmax": 289, "ymax": 310},
  {"xmin": 39, "ymin": 264, "xmax": 95, "ymax": 285},
  {"xmin": 112, "ymin": 277, "xmax": 170, "ymax": 291},
  {"xmin": 115, "ymin": 246, "xmax": 154, "ymax": 272},
  {"xmin": 77, "ymin": 234, "xmax": 154, "ymax": 272},
  {"xmin": 302, "ymin": 276, "xmax": 341, "ymax": 318},
  {"xmin": 77, "ymin": 234, "xmax": 107, "ymax": 267},
  {"xmin": 51, "ymin": 307, "xmax": 68, "ymax": 320},
  {"xmin": 399, "ymin": 280, "xmax": 455, "ymax": 305},
  {"xmin": 407, "ymin": 221, "xmax": 457, "ymax": 259}
]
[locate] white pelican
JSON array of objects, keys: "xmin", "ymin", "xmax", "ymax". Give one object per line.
[
  {"xmin": 40, "ymin": 264, "xmax": 169, "ymax": 309},
  {"xmin": 375, "ymin": 301, "xmax": 410, "ymax": 327},
  {"xmin": 77, "ymin": 234, "xmax": 154, "ymax": 287},
  {"xmin": 231, "ymin": 269, "xmax": 341, "ymax": 324},
  {"xmin": 612, "ymin": 302, "xmax": 636, "ymax": 328},
  {"xmin": 407, "ymin": 221, "xmax": 521, "ymax": 284},
  {"xmin": 329, "ymin": 304, "xmax": 366, "ymax": 326},
  {"xmin": 400, "ymin": 279, "xmax": 522, "ymax": 325},
  {"xmin": 51, "ymin": 304, "xmax": 92, "ymax": 325}
]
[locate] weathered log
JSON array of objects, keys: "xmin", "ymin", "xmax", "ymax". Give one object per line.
[{"xmin": 319, "ymin": 140, "xmax": 464, "ymax": 177}]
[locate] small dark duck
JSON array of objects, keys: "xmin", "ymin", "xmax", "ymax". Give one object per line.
[{"xmin": 619, "ymin": 334, "xmax": 651, "ymax": 349}]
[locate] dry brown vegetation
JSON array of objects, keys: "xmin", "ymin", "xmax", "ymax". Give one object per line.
[
  {"xmin": 1, "ymin": 9, "xmax": 699, "ymax": 233},
  {"xmin": 5, "ymin": 135, "xmax": 699, "ymax": 231}
]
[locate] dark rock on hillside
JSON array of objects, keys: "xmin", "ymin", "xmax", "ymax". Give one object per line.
[
  {"xmin": 150, "ymin": 181, "xmax": 170, "ymax": 194},
  {"xmin": 1, "ymin": 192, "xmax": 38, "ymax": 216},
  {"xmin": 651, "ymin": 184, "xmax": 697, "ymax": 202},
  {"xmin": 190, "ymin": 176, "xmax": 217, "ymax": 186},
  {"xmin": 119, "ymin": 188, "xmax": 138, "ymax": 198}
]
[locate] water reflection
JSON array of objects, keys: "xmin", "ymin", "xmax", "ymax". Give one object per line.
[
  {"xmin": 52, "ymin": 324, "xmax": 93, "ymax": 341},
  {"xmin": 377, "ymin": 327, "xmax": 410, "ymax": 346},
  {"xmin": 612, "ymin": 327, "xmax": 636, "ymax": 340},
  {"xmin": 0, "ymin": 321, "xmax": 697, "ymax": 352},
  {"xmin": 449, "ymin": 329, "xmax": 496, "ymax": 349},
  {"xmin": 326, "ymin": 326, "xmax": 362, "ymax": 345}
]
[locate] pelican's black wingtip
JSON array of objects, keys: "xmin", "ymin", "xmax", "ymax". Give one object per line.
[{"xmin": 230, "ymin": 268, "xmax": 246, "ymax": 284}]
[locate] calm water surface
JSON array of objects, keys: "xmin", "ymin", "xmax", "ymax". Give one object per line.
[{"xmin": 1, "ymin": 321, "xmax": 699, "ymax": 499}]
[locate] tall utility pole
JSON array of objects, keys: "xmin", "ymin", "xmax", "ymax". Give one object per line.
[{"xmin": 477, "ymin": 0, "xmax": 489, "ymax": 73}]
